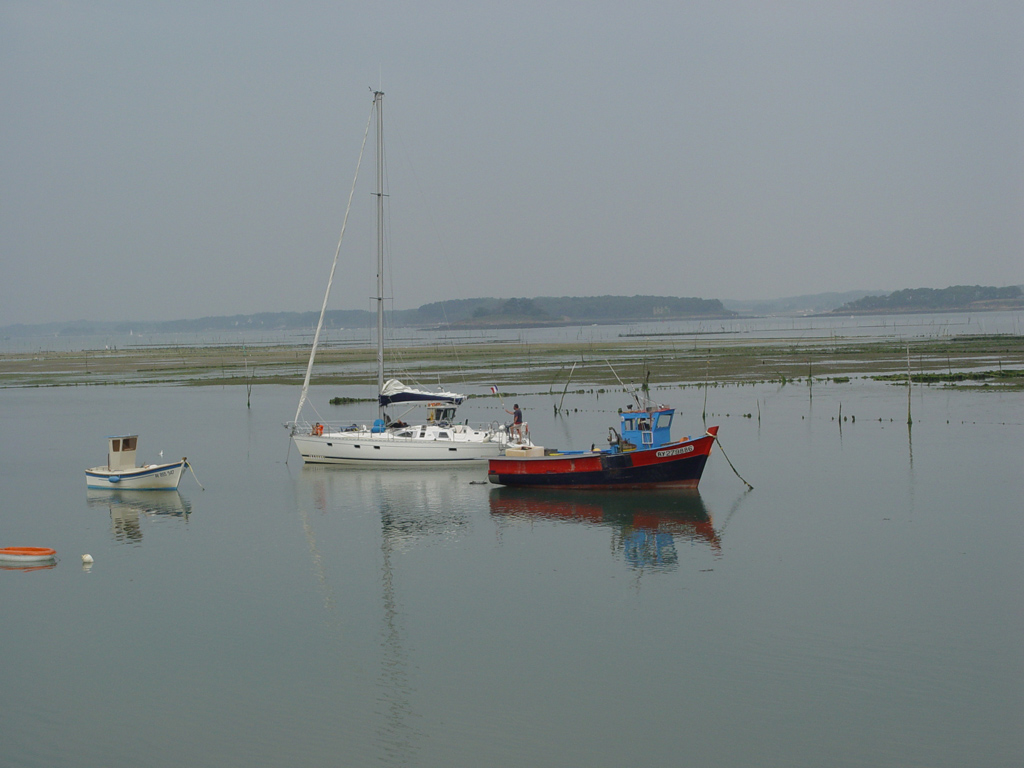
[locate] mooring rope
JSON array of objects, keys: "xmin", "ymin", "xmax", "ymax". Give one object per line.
[
  {"xmin": 185, "ymin": 460, "xmax": 205, "ymax": 491},
  {"xmin": 711, "ymin": 433, "xmax": 753, "ymax": 490}
]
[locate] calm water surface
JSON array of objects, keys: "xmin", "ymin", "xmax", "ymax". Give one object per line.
[{"xmin": 1, "ymin": 379, "xmax": 1021, "ymax": 767}]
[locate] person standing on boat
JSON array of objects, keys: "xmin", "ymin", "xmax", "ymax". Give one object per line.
[{"xmin": 506, "ymin": 403, "xmax": 525, "ymax": 440}]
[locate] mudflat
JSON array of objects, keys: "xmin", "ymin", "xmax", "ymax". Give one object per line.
[{"xmin": 2, "ymin": 334, "xmax": 1021, "ymax": 391}]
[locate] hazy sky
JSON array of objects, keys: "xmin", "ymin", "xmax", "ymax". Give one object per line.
[{"xmin": 2, "ymin": 1, "xmax": 1022, "ymax": 326}]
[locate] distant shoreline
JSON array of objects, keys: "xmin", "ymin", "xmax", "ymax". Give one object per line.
[
  {"xmin": 440, "ymin": 313, "xmax": 736, "ymax": 331},
  {"xmin": 6, "ymin": 285, "xmax": 1020, "ymax": 337},
  {"xmin": 828, "ymin": 303, "xmax": 1024, "ymax": 317},
  {"xmin": 4, "ymin": 304, "xmax": 1020, "ymax": 339}
]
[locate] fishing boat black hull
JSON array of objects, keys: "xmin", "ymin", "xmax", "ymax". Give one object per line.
[{"xmin": 488, "ymin": 427, "xmax": 718, "ymax": 489}]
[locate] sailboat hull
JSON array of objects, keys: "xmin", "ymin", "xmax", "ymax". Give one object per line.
[{"xmin": 293, "ymin": 430, "xmax": 503, "ymax": 465}]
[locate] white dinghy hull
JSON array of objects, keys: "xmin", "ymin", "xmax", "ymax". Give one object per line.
[{"xmin": 85, "ymin": 460, "xmax": 186, "ymax": 490}]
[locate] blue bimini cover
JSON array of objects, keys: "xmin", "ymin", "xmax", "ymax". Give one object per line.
[{"xmin": 378, "ymin": 379, "xmax": 465, "ymax": 407}]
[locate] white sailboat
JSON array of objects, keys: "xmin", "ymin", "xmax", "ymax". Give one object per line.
[{"xmin": 289, "ymin": 91, "xmax": 527, "ymax": 465}]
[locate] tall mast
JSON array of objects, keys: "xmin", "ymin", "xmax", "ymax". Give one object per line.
[
  {"xmin": 292, "ymin": 94, "xmax": 374, "ymax": 427},
  {"xmin": 374, "ymin": 90, "xmax": 385, "ymax": 416}
]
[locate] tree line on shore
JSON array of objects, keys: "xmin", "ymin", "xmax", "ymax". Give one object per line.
[
  {"xmin": 3, "ymin": 285, "xmax": 1019, "ymax": 338},
  {"xmin": 834, "ymin": 285, "xmax": 1022, "ymax": 314},
  {"xmin": 2, "ymin": 294, "xmax": 734, "ymax": 337}
]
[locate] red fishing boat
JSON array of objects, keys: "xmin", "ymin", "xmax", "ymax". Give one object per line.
[{"xmin": 488, "ymin": 404, "xmax": 718, "ymax": 489}]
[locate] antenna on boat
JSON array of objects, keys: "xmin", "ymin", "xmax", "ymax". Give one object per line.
[{"xmin": 602, "ymin": 360, "xmax": 643, "ymax": 411}]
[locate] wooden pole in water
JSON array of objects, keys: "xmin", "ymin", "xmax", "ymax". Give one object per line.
[
  {"xmin": 555, "ymin": 362, "xmax": 576, "ymax": 415},
  {"xmin": 906, "ymin": 344, "xmax": 913, "ymax": 426},
  {"xmin": 702, "ymin": 356, "xmax": 709, "ymax": 427}
]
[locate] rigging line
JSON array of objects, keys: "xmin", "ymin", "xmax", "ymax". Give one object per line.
[
  {"xmin": 382, "ymin": 118, "xmax": 394, "ymax": 346},
  {"xmin": 306, "ymin": 400, "xmax": 328, "ymax": 425},
  {"xmin": 378, "ymin": 103, "xmax": 469, "ymax": 392},
  {"xmin": 605, "ymin": 358, "xmax": 643, "ymax": 410},
  {"xmin": 448, "ymin": 338, "xmax": 466, "ymax": 387},
  {"xmin": 387, "ymin": 100, "xmax": 464, "ymax": 339},
  {"xmin": 379, "ymin": 115, "xmax": 421, "ymax": 389},
  {"xmin": 378, "ymin": 105, "xmax": 465, "ymax": 389},
  {"xmin": 294, "ymin": 98, "xmax": 375, "ymax": 425}
]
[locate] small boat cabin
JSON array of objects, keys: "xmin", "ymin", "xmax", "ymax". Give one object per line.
[
  {"xmin": 616, "ymin": 408, "xmax": 675, "ymax": 451},
  {"xmin": 105, "ymin": 435, "xmax": 140, "ymax": 470}
]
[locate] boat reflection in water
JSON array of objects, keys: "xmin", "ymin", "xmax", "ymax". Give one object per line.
[
  {"xmin": 86, "ymin": 489, "xmax": 192, "ymax": 544},
  {"xmin": 0, "ymin": 562, "xmax": 58, "ymax": 572},
  {"xmin": 0, "ymin": 551, "xmax": 58, "ymax": 572},
  {"xmin": 489, "ymin": 488, "xmax": 720, "ymax": 571},
  {"xmin": 299, "ymin": 465, "xmax": 473, "ymax": 543},
  {"xmin": 296, "ymin": 465, "xmax": 477, "ymax": 768}
]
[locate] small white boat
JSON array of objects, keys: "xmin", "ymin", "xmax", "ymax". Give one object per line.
[{"xmin": 85, "ymin": 435, "xmax": 187, "ymax": 490}]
